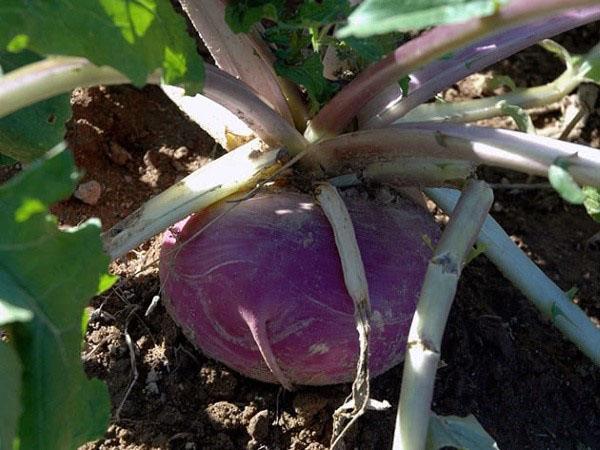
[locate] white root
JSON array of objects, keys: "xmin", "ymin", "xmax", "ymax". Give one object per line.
[{"xmin": 315, "ymin": 183, "xmax": 373, "ymax": 450}]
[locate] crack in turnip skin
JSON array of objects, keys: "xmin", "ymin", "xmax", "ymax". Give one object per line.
[{"xmin": 159, "ymin": 192, "xmax": 440, "ymax": 386}]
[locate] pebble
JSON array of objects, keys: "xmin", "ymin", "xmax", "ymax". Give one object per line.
[
  {"xmin": 246, "ymin": 409, "xmax": 269, "ymax": 441},
  {"xmin": 108, "ymin": 142, "xmax": 132, "ymax": 165},
  {"xmin": 74, "ymin": 180, "xmax": 102, "ymax": 205},
  {"xmin": 205, "ymin": 401, "xmax": 241, "ymax": 431},
  {"xmin": 173, "ymin": 146, "xmax": 189, "ymax": 159}
]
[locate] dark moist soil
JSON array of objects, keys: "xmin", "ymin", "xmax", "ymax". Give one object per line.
[{"xmin": 12, "ymin": 23, "xmax": 597, "ymax": 450}]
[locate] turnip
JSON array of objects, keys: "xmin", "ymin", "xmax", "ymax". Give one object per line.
[{"xmin": 159, "ymin": 191, "xmax": 439, "ymax": 388}]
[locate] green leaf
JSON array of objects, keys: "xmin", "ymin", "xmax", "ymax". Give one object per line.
[
  {"xmin": 275, "ymin": 52, "xmax": 339, "ymax": 113},
  {"xmin": 581, "ymin": 58, "xmax": 600, "ymax": 84},
  {"xmin": 0, "ymin": 50, "xmax": 71, "ymax": 163},
  {"xmin": 0, "ymin": 0, "xmax": 203, "ymax": 92},
  {"xmin": 486, "ymin": 74, "xmax": 517, "ymax": 92},
  {"xmin": 427, "ymin": 413, "xmax": 499, "ymax": 450},
  {"xmin": 548, "ymin": 161, "xmax": 586, "ymax": 205},
  {"xmin": 565, "ymin": 286, "xmax": 578, "ymax": 300},
  {"xmin": 582, "ymin": 186, "xmax": 600, "ymax": 223},
  {"xmin": 225, "ymin": 0, "xmax": 282, "ymax": 34},
  {"xmin": 296, "ymin": 0, "xmax": 351, "ymax": 27},
  {"xmin": 578, "ymin": 42, "xmax": 600, "ymax": 83},
  {"xmin": 497, "ymin": 101, "xmax": 535, "ymax": 134},
  {"xmin": 539, "ymin": 39, "xmax": 573, "ymax": 69},
  {"xmin": 399, "ymin": 75, "xmax": 411, "ymax": 96},
  {"xmin": 0, "ymin": 146, "xmax": 112, "ymax": 449},
  {"xmin": 0, "ymin": 154, "xmax": 17, "ymax": 166},
  {"xmin": 338, "ymin": 0, "xmax": 508, "ymax": 38},
  {"xmin": 342, "ymin": 32, "xmax": 404, "ymax": 64},
  {"xmin": 0, "ymin": 341, "xmax": 22, "ymax": 450}
]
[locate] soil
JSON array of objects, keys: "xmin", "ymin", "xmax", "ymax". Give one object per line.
[{"xmin": 2, "ymin": 23, "xmax": 598, "ymax": 450}]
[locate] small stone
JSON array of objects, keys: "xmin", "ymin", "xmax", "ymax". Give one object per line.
[
  {"xmin": 247, "ymin": 409, "xmax": 269, "ymax": 441},
  {"xmin": 241, "ymin": 405, "xmax": 258, "ymax": 425},
  {"xmin": 246, "ymin": 439, "xmax": 260, "ymax": 450},
  {"xmin": 205, "ymin": 401, "xmax": 241, "ymax": 431},
  {"xmin": 108, "ymin": 142, "xmax": 132, "ymax": 165},
  {"xmin": 74, "ymin": 180, "xmax": 102, "ymax": 205},
  {"xmin": 144, "ymin": 367, "xmax": 160, "ymax": 395},
  {"xmin": 173, "ymin": 146, "xmax": 189, "ymax": 159}
]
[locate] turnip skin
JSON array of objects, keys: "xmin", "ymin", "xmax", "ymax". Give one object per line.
[{"xmin": 160, "ymin": 192, "xmax": 439, "ymax": 387}]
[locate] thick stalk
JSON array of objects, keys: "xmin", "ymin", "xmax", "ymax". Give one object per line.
[
  {"xmin": 310, "ymin": 124, "xmax": 600, "ymax": 188},
  {"xmin": 394, "ymin": 181, "xmax": 493, "ymax": 450},
  {"xmin": 178, "ymin": 0, "xmax": 296, "ymax": 124},
  {"xmin": 203, "ymin": 65, "xmax": 308, "ymax": 155},
  {"xmin": 102, "ymin": 140, "xmax": 281, "ymax": 259},
  {"xmin": 395, "ymin": 67, "xmax": 582, "ymax": 124},
  {"xmin": 0, "ymin": 57, "xmax": 307, "ymax": 156},
  {"xmin": 0, "ymin": 57, "xmax": 141, "ymax": 119},
  {"xmin": 362, "ymin": 7, "xmax": 600, "ymax": 128},
  {"xmin": 425, "ymin": 188, "xmax": 600, "ymax": 365},
  {"xmin": 305, "ymin": 0, "xmax": 599, "ymax": 141},
  {"xmin": 161, "ymin": 84, "xmax": 254, "ymax": 151}
]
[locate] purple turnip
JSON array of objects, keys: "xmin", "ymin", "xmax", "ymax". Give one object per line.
[{"xmin": 159, "ymin": 191, "xmax": 439, "ymax": 387}]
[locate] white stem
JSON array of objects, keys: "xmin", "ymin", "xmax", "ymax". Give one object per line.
[
  {"xmin": 316, "ymin": 183, "xmax": 372, "ymax": 450},
  {"xmin": 362, "ymin": 158, "xmax": 475, "ymax": 187},
  {"xmin": 161, "ymin": 84, "xmax": 254, "ymax": 151},
  {"xmin": 425, "ymin": 187, "xmax": 600, "ymax": 365},
  {"xmin": 395, "ymin": 181, "xmax": 493, "ymax": 450},
  {"xmin": 102, "ymin": 140, "xmax": 281, "ymax": 259},
  {"xmin": 311, "ymin": 124, "xmax": 600, "ymax": 188}
]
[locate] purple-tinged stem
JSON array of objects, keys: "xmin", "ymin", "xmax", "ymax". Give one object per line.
[
  {"xmin": 0, "ymin": 56, "xmax": 307, "ymax": 156},
  {"xmin": 179, "ymin": 0, "xmax": 295, "ymax": 124},
  {"xmin": 363, "ymin": 7, "xmax": 600, "ymax": 128},
  {"xmin": 203, "ymin": 65, "xmax": 308, "ymax": 155},
  {"xmin": 306, "ymin": 0, "xmax": 600, "ymax": 142},
  {"xmin": 310, "ymin": 123, "xmax": 600, "ymax": 187}
]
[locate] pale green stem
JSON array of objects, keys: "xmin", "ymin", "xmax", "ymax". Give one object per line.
[
  {"xmin": 102, "ymin": 140, "xmax": 281, "ymax": 259},
  {"xmin": 425, "ymin": 187, "xmax": 600, "ymax": 365},
  {"xmin": 0, "ymin": 57, "xmax": 308, "ymax": 156},
  {"xmin": 394, "ymin": 180, "xmax": 493, "ymax": 450},
  {"xmin": 0, "ymin": 57, "xmax": 138, "ymax": 119},
  {"xmin": 396, "ymin": 67, "xmax": 583, "ymax": 124}
]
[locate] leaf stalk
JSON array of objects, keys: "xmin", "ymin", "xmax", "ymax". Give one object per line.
[{"xmin": 394, "ymin": 180, "xmax": 494, "ymax": 450}]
